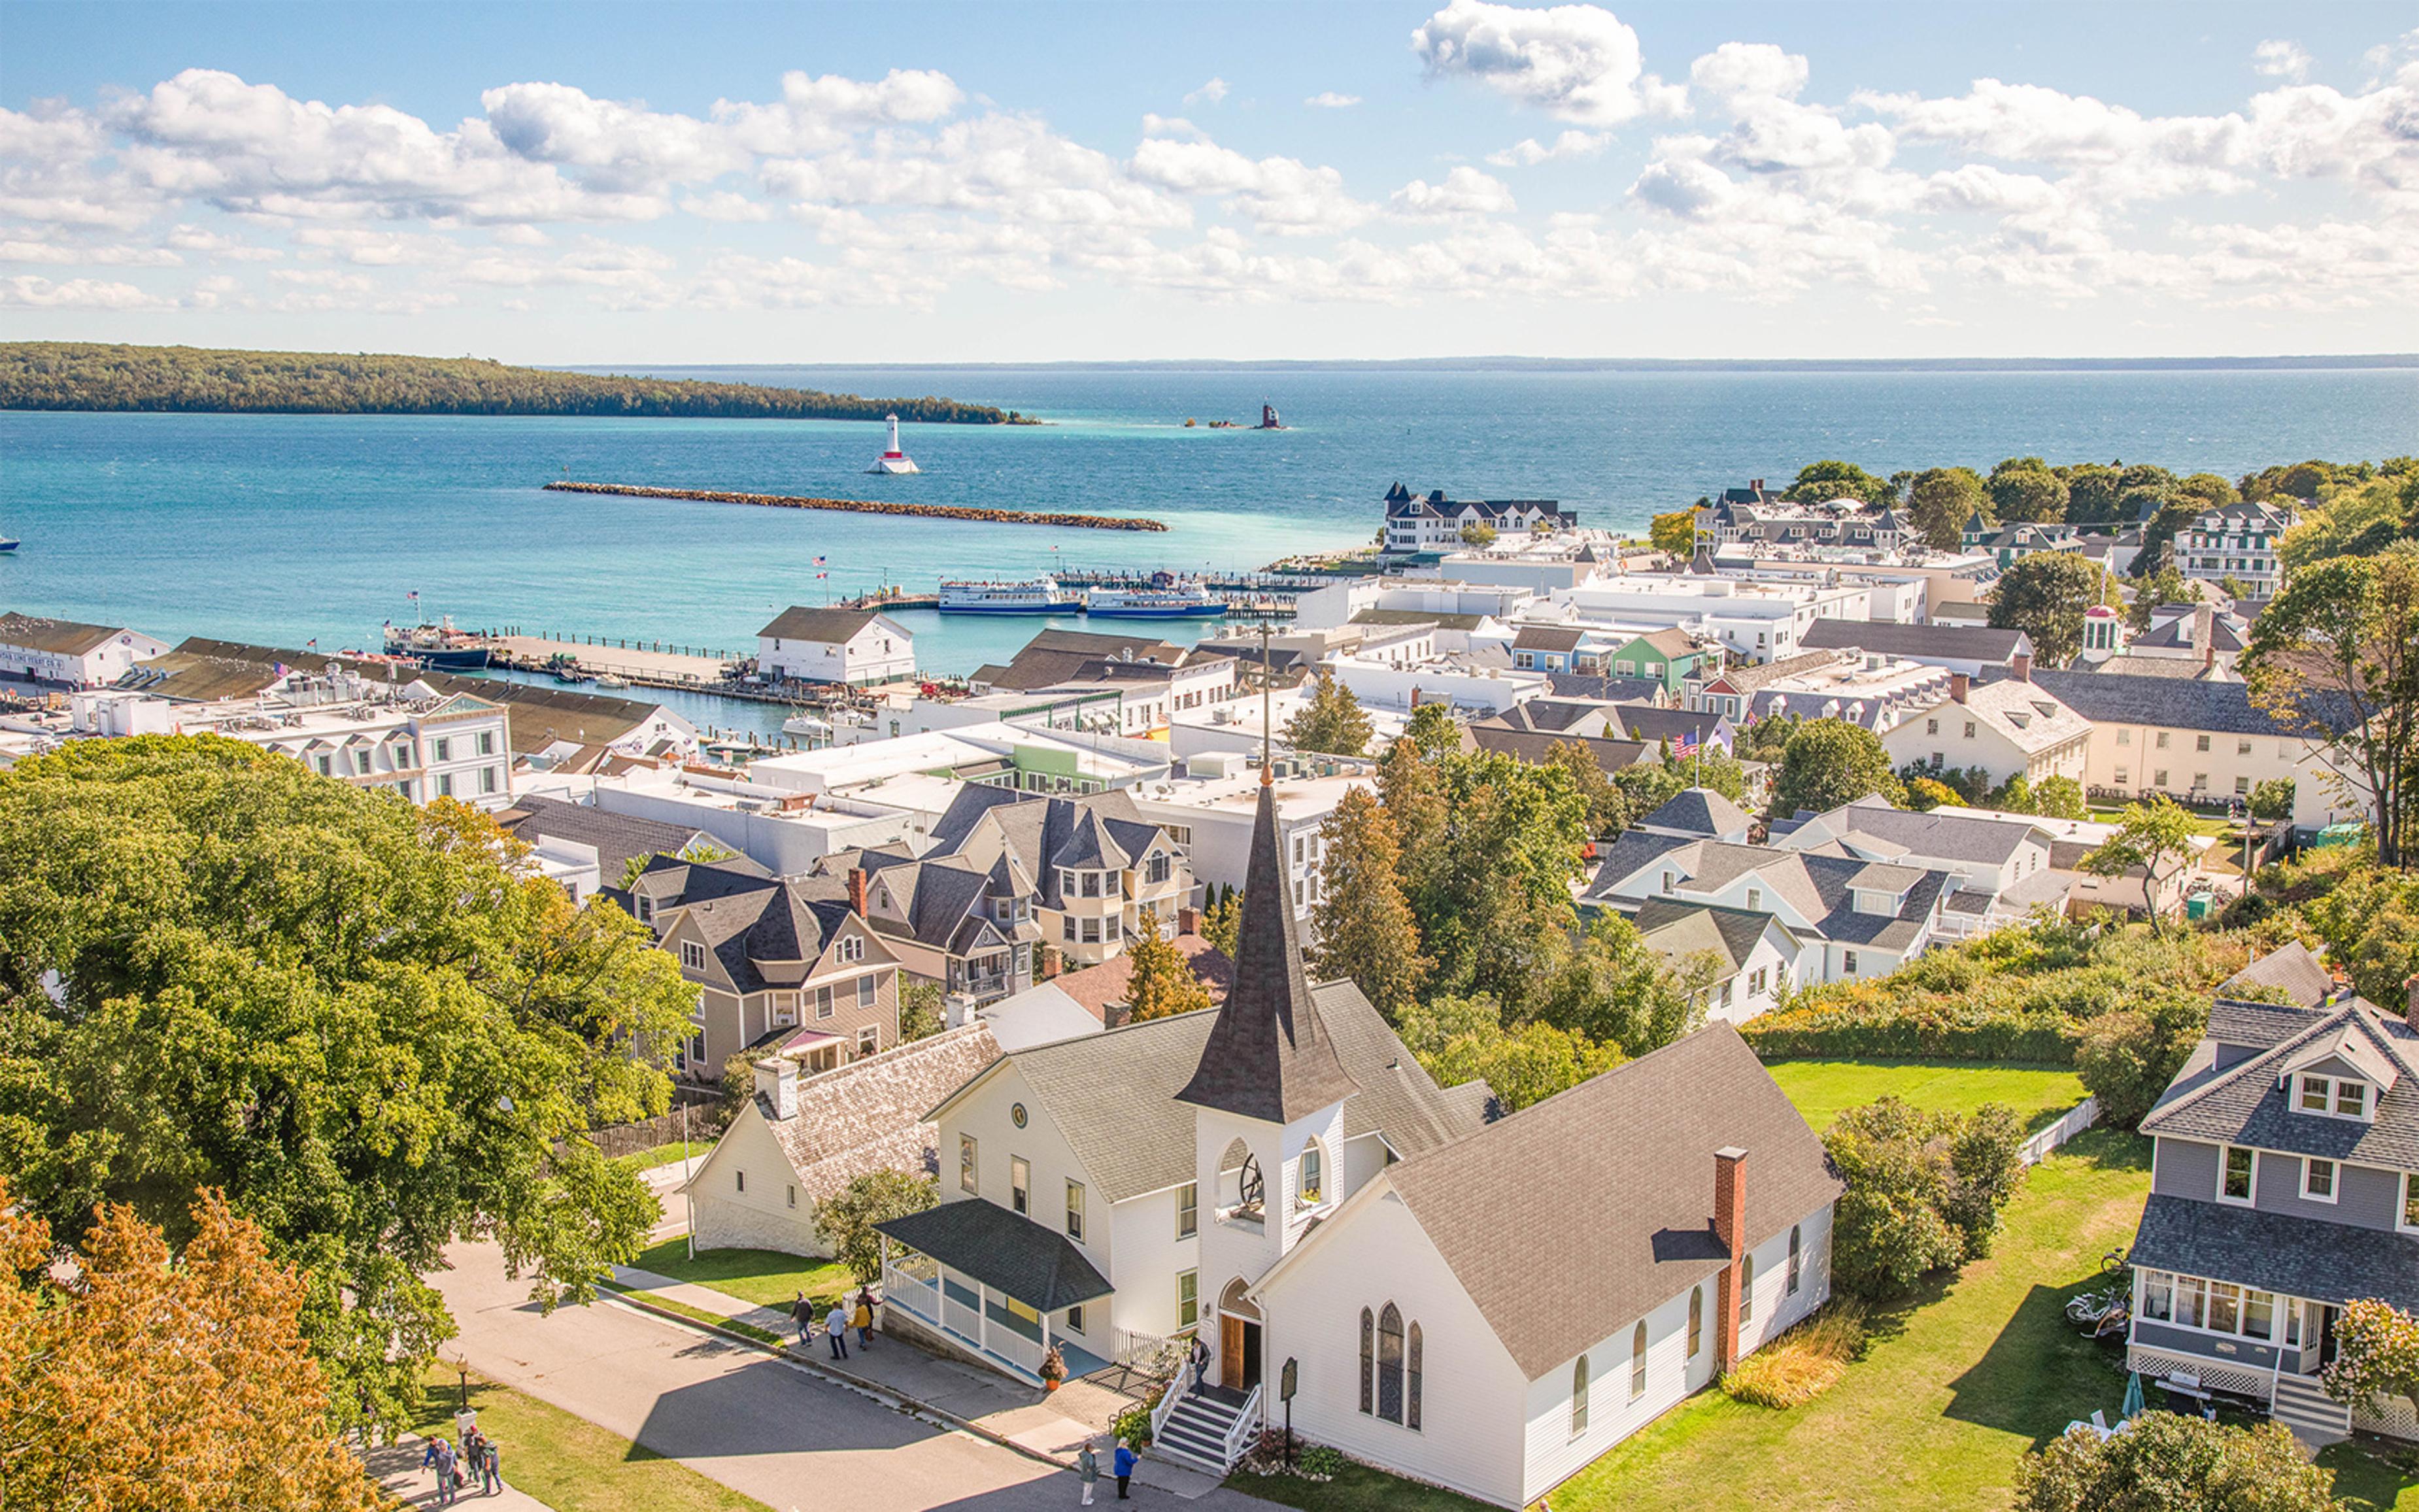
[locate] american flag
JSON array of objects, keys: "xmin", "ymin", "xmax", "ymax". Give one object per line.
[
  {"xmin": 1674, "ymin": 728, "xmax": 1700, "ymax": 759},
  {"xmin": 815, "ymin": 555, "xmax": 828, "ymax": 565},
  {"xmin": 305, "ymin": 638, "xmax": 318, "ymax": 649}
]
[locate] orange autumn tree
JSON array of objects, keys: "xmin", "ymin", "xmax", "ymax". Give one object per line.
[{"xmin": 0, "ymin": 1179, "xmax": 382, "ymax": 1512}]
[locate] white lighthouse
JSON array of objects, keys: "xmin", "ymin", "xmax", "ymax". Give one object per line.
[{"xmin": 866, "ymin": 413, "xmax": 920, "ymax": 475}]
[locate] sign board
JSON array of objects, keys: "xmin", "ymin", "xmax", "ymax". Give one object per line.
[{"xmin": 1280, "ymin": 1356, "xmax": 1298, "ymax": 1403}]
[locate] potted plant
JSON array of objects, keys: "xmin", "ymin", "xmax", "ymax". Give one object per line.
[{"xmin": 1040, "ymin": 1345, "xmax": 1067, "ymax": 1392}]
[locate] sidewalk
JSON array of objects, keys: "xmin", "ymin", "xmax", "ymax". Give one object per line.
[
  {"xmin": 364, "ymin": 1431, "xmax": 553, "ymax": 1511},
  {"xmin": 605, "ymin": 1264, "xmax": 1226, "ymax": 1500}
]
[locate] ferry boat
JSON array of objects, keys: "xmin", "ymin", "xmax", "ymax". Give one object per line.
[
  {"xmin": 1085, "ymin": 577, "xmax": 1227, "ymax": 619},
  {"xmin": 938, "ymin": 577, "xmax": 1081, "ymax": 614},
  {"xmin": 382, "ymin": 617, "xmax": 491, "ymax": 670}
]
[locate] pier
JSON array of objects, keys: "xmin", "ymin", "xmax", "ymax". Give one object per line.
[
  {"xmin": 543, "ymin": 480, "xmax": 1169, "ymax": 532},
  {"xmin": 840, "ymin": 567, "xmax": 1308, "ymax": 620}
]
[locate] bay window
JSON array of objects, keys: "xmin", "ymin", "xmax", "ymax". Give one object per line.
[{"xmin": 2137, "ymin": 1269, "xmax": 2276, "ymax": 1342}]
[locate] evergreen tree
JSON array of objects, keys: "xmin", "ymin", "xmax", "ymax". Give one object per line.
[
  {"xmin": 1199, "ymin": 889, "xmax": 1242, "ymax": 956},
  {"xmin": 1310, "ymin": 788, "xmax": 1429, "ymax": 1020},
  {"xmin": 1123, "ymin": 910, "xmax": 1213, "ymax": 1022},
  {"xmin": 1283, "ymin": 671, "xmax": 1375, "ymax": 757}
]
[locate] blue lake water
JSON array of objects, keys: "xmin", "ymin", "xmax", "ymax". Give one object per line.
[{"xmin": 5, "ymin": 362, "xmax": 2414, "ymax": 739}]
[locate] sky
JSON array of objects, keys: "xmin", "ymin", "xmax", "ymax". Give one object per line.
[{"xmin": 3, "ymin": 1, "xmax": 2417, "ymax": 364}]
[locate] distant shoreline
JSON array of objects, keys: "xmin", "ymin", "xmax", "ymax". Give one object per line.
[{"xmin": 566, "ymin": 354, "xmax": 2419, "ymax": 377}]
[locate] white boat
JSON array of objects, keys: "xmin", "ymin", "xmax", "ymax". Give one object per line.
[
  {"xmin": 938, "ymin": 577, "xmax": 1081, "ymax": 614},
  {"xmin": 782, "ymin": 712, "xmax": 835, "ymax": 741},
  {"xmin": 1085, "ymin": 578, "xmax": 1226, "ymax": 619}
]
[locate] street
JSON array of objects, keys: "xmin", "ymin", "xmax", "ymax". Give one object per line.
[{"xmin": 435, "ymin": 1241, "xmax": 1274, "ymax": 1512}]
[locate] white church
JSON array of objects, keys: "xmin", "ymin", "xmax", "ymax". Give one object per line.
[{"xmin": 876, "ymin": 765, "xmax": 1842, "ymax": 1508}]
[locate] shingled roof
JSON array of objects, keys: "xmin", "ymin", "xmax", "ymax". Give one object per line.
[
  {"xmin": 0, "ymin": 612, "xmax": 136, "ymax": 658},
  {"xmin": 747, "ymin": 1022, "xmax": 1002, "ymax": 1208},
  {"xmin": 1174, "ymin": 777, "xmax": 1359, "ymax": 1124},
  {"xmin": 758, "ymin": 605, "xmax": 887, "ymax": 643},
  {"xmin": 2143, "ymin": 996, "xmax": 2419, "ymax": 1167},
  {"xmin": 1381, "ymin": 1025, "xmax": 1840, "ymax": 1379},
  {"xmin": 2031, "ymin": 671, "xmax": 2365, "ymax": 739}
]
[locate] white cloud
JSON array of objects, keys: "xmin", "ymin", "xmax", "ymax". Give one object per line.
[
  {"xmin": 1185, "ymin": 78, "xmax": 1230, "ymax": 107},
  {"xmin": 1691, "ymin": 42, "xmax": 1809, "ymax": 105},
  {"xmin": 1390, "ymin": 165, "xmax": 1517, "ymax": 216},
  {"xmin": 0, "ymin": 273, "xmax": 171, "ymax": 309},
  {"xmin": 1130, "ymin": 135, "xmax": 1372, "ymax": 234},
  {"xmin": 1486, "ymin": 129, "xmax": 1608, "ymax": 166},
  {"xmin": 715, "ymin": 68, "xmax": 962, "ymax": 155},
  {"xmin": 2253, "ymin": 40, "xmax": 2313, "ymax": 83},
  {"xmin": 1411, "ymin": 0, "xmax": 1683, "ymax": 125},
  {"xmin": 1305, "ymin": 92, "xmax": 1362, "ymax": 109}
]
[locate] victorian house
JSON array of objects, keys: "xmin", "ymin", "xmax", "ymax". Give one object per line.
[{"xmin": 877, "ymin": 765, "xmax": 1840, "ymax": 1507}]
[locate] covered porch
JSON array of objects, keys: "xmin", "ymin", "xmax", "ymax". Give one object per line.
[{"xmin": 877, "ymin": 1198, "xmax": 1115, "ymax": 1385}]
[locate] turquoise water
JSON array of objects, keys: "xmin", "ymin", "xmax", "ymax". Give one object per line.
[{"xmin": 5, "ymin": 363, "xmax": 2414, "ymax": 732}]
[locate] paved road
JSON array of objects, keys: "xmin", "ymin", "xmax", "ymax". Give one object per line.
[{"xmin": 437, "ymin": 1241, "xmax": 1271, "ymax": 1512}]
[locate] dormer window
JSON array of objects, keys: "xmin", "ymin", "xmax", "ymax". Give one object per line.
[{"xmin": 2296, "ymin": 1073, "xmax": 2373, "ymax": 1120}]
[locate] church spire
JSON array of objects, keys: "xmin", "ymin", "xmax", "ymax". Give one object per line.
[{"xmin": 1174, "ymin": 767, "xmax": 1357, "ymax": 1124}]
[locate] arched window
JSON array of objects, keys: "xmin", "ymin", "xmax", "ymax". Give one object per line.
[
  {"xmin": 1631, "ymin": 1321, "xmax": 1648, "ymax": 1400},
  {"xmin": 1687, "ymin": 1286, "xmax": 1703, "ymax": 1359},
  {"xmin": 1787, "ymin": 1224, "xmax": 1803, "ymax": 1296},
  {"xmin": 1571, "ymin": 1354, "xmax": 1590, "ymax": 1436},
  {"xmin": 1406, "ymin": 1322, "xmax": 1423, "ymax": 1432},
  {"xmin": 1220, "ymin": 1137, "xmax": 1263, "ymax": 1220},
  {"xmin": 1298, "ymin": 1138, "xmax": 1325, "ymax": 1206},
  {"xmin": 1359, "ymin": 1307, "xmax": 1374, "ymax": 1416},
  {"xmin": 1740, "ymin": 1254, "xmax": 1757, "ymax": 1326},
  {"xmin": 1378, "ymin": 1303, "xmax": 1404, "ymax": 1422}
]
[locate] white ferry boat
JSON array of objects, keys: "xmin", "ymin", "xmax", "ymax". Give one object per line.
[
  {"xmin": 1085, "ymin": 577, "xmax": 1227, "ymax": 619},
  {"xmin": 938, "ymin": 577, "xmax": 1081, "ymax": 614}
]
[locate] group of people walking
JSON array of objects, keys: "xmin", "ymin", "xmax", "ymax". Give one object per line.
[
  {"xmin": 420, "ymin": 1417, "xmax": 502, "ymax": 1504},
  {"xmin": 790, "ymin": 1285, "xmax": 881, "ymax": 1360}
]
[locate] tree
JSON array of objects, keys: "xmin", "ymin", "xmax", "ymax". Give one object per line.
[
  {"xmin": 1772, "ymin": 718, "xmax": 1904, "ymax": 816},
  {"xmin": 815, "ymin": 1169, "xmax": 938, "ymax": 1283},
  {"xmin": 721, "ymin": 1048, "xmax": 771, "ymax": 1120},
  {"xmin": 1542, "ymin": 737, "xmax": 1630, "ymax": 836},
  {"xmin": 1988, "ymin": 457, "xmax": 2070, "ymax": 524},
  {"xmin": 1310, "ymin": 788, "xmax": 1429, "ymax": 1021},
  {"xmin": 1396, "ymin": 995, "xmax": 1625, "ymax": 1113},
  {"xmin": 1825, "ymin": 1098, "xmax": 2028, "ymax": 1299},
  {"xmin": 2126, "ymin": 563, "xmax": 2190, "ymax": 632},
  {"xmin": 1649, "ymin": 509, "xmax": 1699, "ymax": 557},
  {"xmin": 2081, "ymin": 798, "xmax": 2201, "ymax": 935},
  {"xmin": 1905, "ymin": 775, "xmax": 1963, "ymax": 811},
  {"xmin": 2324, "ymin": 1298, "xmax": 2419, "ymax": 1421},
  {"xmin": 1283, "ymin": 671, "xmax": 1374, "ymax": 757},
  {"xmin": 1198, "ymin": 889, "xmax": 1242, "ymax": 957},
  {"xmin": 2031, "ymin": 775, "xmax": 2088, "ymax": 820},
  {"xmin": 900, "ymin": 980, "xmax": 947, "ymax": 1042},
  {"xmin": 1989, "ymin": 552, "xmax": 2116, "ymax": 667},
  {"xmin": 1387, "ymin": 748, "xmax": 1590, "ymax": 1011},
  {"xmin": 2244, "ymin": 543, "xmax": 2418, "ymax": 869},
  {"xmin": 1123, "ymin": 910, "xmax": 1214, "ymax": 1022},
  {"xmin": 2016, "ymin": 1415, "xmax": 2334, "ymax": 1512},
  {"xmin": 0, "ymin": 1180, "xmax": 386, "ymax": 1511},
  {"xmin": 1533, "ymin": 913, "xmax": 1709, "ymax": 1056},
  {"xmin": 1906, "ymin": 467, "xmax": 1988, "ymax": 550},
  {"xmin": 2249, "ymin": 779, "xmax": 2297, "ymax": 824},
  {"xmin": 0, "ymin": 737, "xmax": 700, "ymax": 1433},
  {"xmin": 1400, "ymin": 701, "xmax": 1463, "ymax": 762},
  {"xmin": 619, "ymin": 839, "xmax": 737, "ymax": 891},
  {"xmin": 1785, "ymin": 460, "xmax": 1893, "ymax": 507},
  {"xmin": 2074, "ymin": 990, "xmax": 2208, "ymax": 1127},
  {"xmin": 1459, "ymin": 522, "xmax": 1497, "ymax": 548}
]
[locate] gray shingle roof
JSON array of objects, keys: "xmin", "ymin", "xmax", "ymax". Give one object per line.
[
  {"xmin": 2222, "ymin": 943, "xmax": 2335, "ymax": 1011},
  {"xmin": 876, "ymin": 1197, "xmax": 1114, "ymax": 1312},
  {"xmin": 499, "ymin": 793, "xmax": 715, "ymax": 878},
  {"xmin": 1802, "ymin": 796, "xmax": 2044, "ymax": 866},
  {"xmin": 1512, "ymin": 626, "xmax": 1586, "ymax": 653},
  {"xmin": 1383, "ymin": 1025, "xmax": 1841, "ymax": 1380},
  {"xmin": 1587, "ymin": 835, "xmax": 1946, "ymax": 951},
  {"xmin": 2130, "ymin": 1192, "xmax": 2419, "ymax": 1312},
  {"xmin": 1637, "ymin": 787, "xmax": 1750, "ymax": 839},
  {"xmin": 1799, "ymin": 620, "xmax": 2029, "ymax": 662},
  {"xmin": 0, "ymin": 612, "xmax": 133, "ymax": 657},
  {"xmin": 756, "ymin": 1022, "xmax": 1002, "ymax": 1205},
  {"xmin": 757, "ymin": 605, "xmax": 886, "ymax": 644},
  {"xmin": 2031, "ymin": 671, "xmax": 2365, "ymax": 739},
  {"xmin": 2144, "ymin": 999, "xmax": 2419, "ymax": 1168}
]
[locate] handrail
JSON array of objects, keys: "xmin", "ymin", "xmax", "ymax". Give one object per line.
[
  {"xmin": 1221, "ymin": 1384, "xmax": 1263, "ymax": 1468},
  {"xmin": 1150, "ymin": 1369, "xmax": 1186, "ymax": 1447}
]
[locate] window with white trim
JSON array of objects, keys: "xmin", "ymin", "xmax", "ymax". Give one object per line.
[
  {"xmin": 2219, "ymin": 1145, "xmax": 2256, "ymax": 1204},
  {"xmin": 2298, "ymin": 1073, "xmax": 2371, "ymax": 1120},
  {"xmin": 2303, "ymin": 1156, "xmax": 2338, "ymax": 1203},
  {"xmin": 679, "ymin": 941, "xmax": 707, "ymax": 971},
  {"xmin": 839, "ymin": 935, "xmax": 866, "ymax": 963},
  {"xmin": 2139, "ymin": 1269, "xmax": 2276, "ymax": 1341},
  {"xmin": 960, "ymin": 1133, "xmax": 978, "ymax": 1194}
]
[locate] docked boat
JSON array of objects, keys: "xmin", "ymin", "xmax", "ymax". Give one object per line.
[
  {"xmin": 594, "ymin": 673, "xmax": 630, "ymax": 690},
  {"xmin": 1085, "ymin": 577, "xmax": 1227, "ymax": 619},
  {"xmin": 382, "ymin": 617, "xmax": 491, "ymax": 670},
  {"xmin": 938, "ymin": 577, "xmax": 1081, "ymax": 614}
]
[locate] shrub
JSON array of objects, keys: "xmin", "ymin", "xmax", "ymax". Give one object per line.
[
  {"xmin": 1297, "ymin": 1445, "xmax": 1348, "ymax": 1478},
  {"xmin": 1721, "ymin": 1304, "xmax": 1866, "ymax": 1408},
  {"xmin": 2016, "ymin": 1414, "xmax": 2334, "ymax": 1512},
  {"xmin": 1825, "ymin": 1097, "xmax": 2028, "ymax": 1300},
  {"xmin": 2322, "ymin": 1298, "xmax": 2419, "ymax": 1419},
  {"xmin": 2073, "ymin": 992, "xmax": 2208, "ymax": 1128},
  {"xmin": 1111, "ymin": 1386, "xmax": 1161, "ymax": 1448}
]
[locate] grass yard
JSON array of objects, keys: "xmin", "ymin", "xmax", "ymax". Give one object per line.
[
  {"xmin": 1764, "ymin": 1058, "xmax": 2087, "ymax": 1133},
  {"xmin": 626, "ymin": 1237, "xmax": 856, "ymax": 1311},
  {"xmin": 1230, "ymin": 1456, "xmax": 1498, "ymax": 1512},
  {"xmin": 1549, "ymin": 1129, "xmax": 2159, "ymax": 1511},
  {"xmin": 612, "ymin": 1141, "xmax": 713, "ymax": 1173},
  {"xmin": 2324, "ymin": 1443, "xmax": 2419, "ymax": 1512},
  {"xmin": 407, "ymin": 1369, "xmax": 769, "ymax": 1512}
]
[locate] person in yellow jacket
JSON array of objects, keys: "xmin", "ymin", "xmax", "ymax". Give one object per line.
[{"xmin": 853, "ymin": 1286, "xmax": 877, "ymax": 1349}]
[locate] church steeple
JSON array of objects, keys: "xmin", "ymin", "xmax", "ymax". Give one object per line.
[{"xmin": 1174, "ymin": 772, "xmax": 1357, "ymax": 1124}]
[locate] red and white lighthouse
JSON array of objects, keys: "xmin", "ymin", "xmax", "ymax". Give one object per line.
[{"xmin": 866, "ymin": 412, "xmax": 920, "ymax": 475}]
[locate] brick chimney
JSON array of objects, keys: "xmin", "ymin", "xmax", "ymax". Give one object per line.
[
  {"xmin": 2406, "ymin": 973, "xmax": 2419, "ymax": 1023},
  {"xmin": 753, "ymin": 1056, "xmax": 798, "ymax": 1120},
  {"xmin": 2010, "ymin": 652, "xmax": 2032, "ymax": 682},
  {"xmin": 1948, "ymin": 673, "xmax": 1971, "ymax": 705},
  {"xmin": 1177, "ymin": 903, "xmax": 1202, "ymax": 938},
  {"xmin": 1749, "ymin": 479, "xmax": 1765, "ymax": 493},
  {"xmin": 847, "ymin": 866, "xmax": 868, "ymax": 915},
  {"xmin": 1714, "ymin": 1147, "xmax": 1748, "ymax": 1373},
  {"xmin": 1040, "ymin": 945, "xmax": 1062, "ymax": 981}
]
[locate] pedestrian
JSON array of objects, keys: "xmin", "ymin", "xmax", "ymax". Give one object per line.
[
  {"xmin": 853, "ymin": 1285, "xmax": 877, "ymax": 1349},
  {"xmin": 826, "ymin": 1301, "xmax": 851, "ymax": 1360},
  {"xmin": 431, "ymin": 1437, "xmax": 458, "ymax": 1508},
  {"xmin": 479, "ymin": 1437, "xmax": 503, "ymax": 1496},
  {"xmin": 1113, "ymin": 1438, "xmax": 1137, "ymax": 1500},
  {"xmin": 1187, "ymin": 1334, "xmax": 1209, "ymax": 1394},
  {"xmin": 1077, "ymin": 1440, "xmax": 1100, "ymax": 1507},
  {"xmin": 791, "ymin": 1290, "xmax": 815, "ymax": 1349}
]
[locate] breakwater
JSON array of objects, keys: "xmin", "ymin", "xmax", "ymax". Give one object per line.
[{"xmin": 543, "ymin": 480, "xmax": 1168, "ymax": 531}]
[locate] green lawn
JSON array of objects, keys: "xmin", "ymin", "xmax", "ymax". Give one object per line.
[
  {"xmin": 2324, "ymin": 1443, "xmax": 2419, "ymax": 1512},
  {"xmin": 1764, "ymin": 1058, "xmax": 2088, "ymax": 1134},
  {"xmin": 612, "ymin": 1141, "xmax": 714, "ymax": 1173},
  {"xmin": 1231, "ymin": 1457, "xmax": 1497, "ymax": 1512},
  {"xmin": 409, "ymin": 1370, "xmax": 769, "ymax": 1512},
  {"xmin": 626, "ymin": 1237, "xmax": 856, "ymax": 1311}
]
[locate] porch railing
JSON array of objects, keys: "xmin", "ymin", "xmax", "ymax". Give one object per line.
[
  {"xmin": 987, "ymin": 1322, "xmax": 1045, "ymax": 1377},
  {"xmin": 944, "ymin": 1293, "xmax": 985, "ymax": 1345},
  {"xmin": 1151, "ymin": 1367, "xmax": 1187, "ymax": 1445},
  {"xmin": 1221, "ymin": 1384, "xmax": 1263, "ymax": 1466},
  {"xmin": 883, "ymin": 1258, "xmax": 941, "ymax": 1324}
]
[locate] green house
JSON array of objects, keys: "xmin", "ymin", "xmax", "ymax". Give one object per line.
[{"xmin": 1592, "ymin": 629, "xmax": 1717, "ymax": 692}]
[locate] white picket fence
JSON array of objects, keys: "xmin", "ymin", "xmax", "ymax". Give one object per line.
[{"xmin": 2018, "ymin": 1096, "xmax": 2101, "ymax": 1166}]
